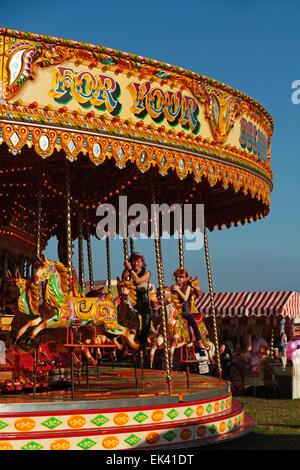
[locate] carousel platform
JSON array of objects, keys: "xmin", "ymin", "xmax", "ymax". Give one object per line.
[{"xmin": 0, "ymin": 363, "xmax": 255, "ymax": 450}]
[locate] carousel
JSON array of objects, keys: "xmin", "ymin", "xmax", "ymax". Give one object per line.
[{"xmin": 0, "ymin": 27, "xmax": 273, "ymax": 450}]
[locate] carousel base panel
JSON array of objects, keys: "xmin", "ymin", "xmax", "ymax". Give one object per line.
[{"xmin": 0, "ymin": 366, "xmax": 255, "ymax": 450}]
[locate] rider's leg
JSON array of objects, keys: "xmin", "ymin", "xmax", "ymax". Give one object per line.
[
  {"xmin": 183, "ymin": 312, "xmax": 205, "ymax": 351},
  {"xmin": 140, "ymin": 305, "xmax": 151, "ymax": 350}
]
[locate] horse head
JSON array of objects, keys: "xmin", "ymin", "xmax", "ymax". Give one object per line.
[
  {"xmin": 1, "ymin": 270, "xmax": 39, "ymax": 315},
  {"xmin": 189, "ymin": 275, "xmax": 203, "ymax": 298},
  {"xmin": 1, "ymin": 270, "xmax": 21, "ymax": 310},
  {"xmin": 148, "ymin": 284, "xmax": 159, "ymax": 309},
  {"xmin": 116, "ymin": 277, "xmax": 137, "ymax": 306},
  {"xmin": 32, "ymin": 255, "xmax": 70, "ymax": 300},
  {"xmin": 32, "ymin": 254, "xmax": 55, "ymax": 284}
]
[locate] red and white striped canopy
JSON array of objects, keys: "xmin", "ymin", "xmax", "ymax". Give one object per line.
[{"xmin": 194, "ymin": 291, "xmax": 300, "ymax": 318}]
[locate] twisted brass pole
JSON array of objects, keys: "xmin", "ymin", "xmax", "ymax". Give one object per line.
[
  {"xmin": 36, "ymin": 165, "xmax": 42, "ymax": 259},
  {"xmin": 177, "ymin": 189, "xmax": 184, "ymax": 269},
  {"xmin": 65, "ymin": 160, "xmax": 73, "ymax": 290},
  {"xmin": 123, "ymin": 238, "xmax": 129, "ymax": 261},
  {"xmin": 178, "ymin": 237, "xmax": 184, "ymax": 269},
  {"xmin": 106, "ymin": 237, "xmax": 112, "ymax": 294},
  {"xmin": 122, "ymin": 238, "xmax": 130, "ymax": 281},
  {"xmin": 158, "ymin": 237, "xmax": 165, "ymax": 285},
  {"xmin": 86, "ymin": 219, "xmax": 94, "ymax": 291},
  {"xmin": 129, "ymin": 237, "xmax": 135, "ymax": 257},
  {"xmin": 78, "ymin": 208, "xmax": 85, "ymax": 292},
  {"xmin": 203, "ymin": 226, "xmax": 222, "ymax": 381},
  {"xmin": 151, "ymin": 177, "xmax": 172, "ymax": 394}
]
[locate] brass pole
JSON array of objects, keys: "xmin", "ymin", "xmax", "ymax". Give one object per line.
[
  {"xmin": 178, "ymin": 237, "xmax": 184, "ymax": 269},
  {"xmin": 122, "ymin": 238, "xmax": 130, "ymax": 281},
  {"xmin": 86, "ymin": 220, "xmax": 94, "ymax": 291},
  {"xmin": 203, "ymin": 226, "xmax": 222, "ymax": 381},
  {"xmin": 106, "ymin": 237, "xmax": 112, "ymax": 294},
  {"xmin": 158, "ymin": 237, "xmax": 165, "ymax": 285},
  {"xmin": 78, "ymin": 208, "xmax": 85, "ymax": 292},
  {"xmin": 177, "ymin": 189, "xmax": 184, "ymax": 269},
  {"xmin": 151, "ymin": 177, "xmax": 172, "ymax": 394},
  {"xmin": 123, "ymin": 238, "xmax": 129, "ymax": 261},
  {"xmin": 129, "ymin": 237, "xmax": 135, "ymax": 257},
  {"xmin": 65, "ymin": 160, "xmax": 73, "ymax": 290},
  {"xmin": 121, "ymin": 201, "xmax": 130, "ymax": 280},
  {"xmin": 36, "ymin": 165, "xmax": 42, "ymax": 258}
]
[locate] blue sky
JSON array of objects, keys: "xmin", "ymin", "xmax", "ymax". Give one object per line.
[{"xmin": 2, "ymin": 0, "xmax": 300, "ymax": 292}]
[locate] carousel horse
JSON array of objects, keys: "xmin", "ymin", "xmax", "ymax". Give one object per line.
[
  {"xmin": 116, "ymin": 278, "xmax": 157, "ymax": 353},
  {"xmin": 1, "ymin": 271, "xmax": 98, "ymax": 365},
  {"xmin": 21, "ymin": 255, "xmax": 139, "ymax": 350},
  {"xmin": 116, "ymin": 277, "xmax": 139, "ymax": 332},
  {"xmin": 2, "ymin": 269, "xmax": 42, "ymax": 341},
  {"xmin": 149, "ymin": 278, "xmax": 210, "ymax": 368}
]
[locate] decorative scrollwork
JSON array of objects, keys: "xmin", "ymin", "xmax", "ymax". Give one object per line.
[
  {"xmin": 60, "ymin": 132, "xmax": 85, "ymax": 161},
  {"xmin": 32, "ymin": 128, "xmax": 57, "ymax": 158},
  {"xmin": 110, "ymin": 140, "xmax": 131, "ymax": 168},
  {"xmin": 4, "ymin": 39, "xmax": 96, "ymax": 100},
  {"xmin": 86, "ymin": 136, "xmax": 108, "ymax": 166},
  {"xmin": 155, "ymin": 149, "xmax": 172, "ymax": 176},
  {"xmin": 2, "ymin": 124, "xmax": 29, "ymax": 154},
  {"xmin": 174, "ymin": 152, "xmax": 190, "ymax": 180},
  {"xmin": 134, "ymin": 144, "xmax": 153, "ymax": 173},
  {"xmin": 192, "ymin": 81, "xmax": 245, "ymax": 144}
]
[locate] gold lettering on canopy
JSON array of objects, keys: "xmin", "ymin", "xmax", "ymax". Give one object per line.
[
  {"xmin": 128, "ymin": 81, "xmax": 200, "ymax": 134},
  {"xmin": 49, "ymin": 66, "xmax": 122, "ymax": 115},
  {"xmin": 239, "ymin": 117, "xmax": 268, "ymax": 162}
]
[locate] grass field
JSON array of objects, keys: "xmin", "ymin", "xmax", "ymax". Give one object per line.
[{"xmin": 203, "ymin": 388, "xmax": 300, "ymax": 451}]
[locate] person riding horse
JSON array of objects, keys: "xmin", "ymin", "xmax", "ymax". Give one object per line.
[
  {"xmin": 122, "ymin": 252, "xmax": 151, "ymax": 352},
  {"xmin": 171, "ymin": 267, "xmax": 206, "ymax": 354}
]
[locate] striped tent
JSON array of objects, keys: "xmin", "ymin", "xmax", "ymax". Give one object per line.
[{"xmin": 194, "ymin": 291, "xmax": 300, "ymax": 318}]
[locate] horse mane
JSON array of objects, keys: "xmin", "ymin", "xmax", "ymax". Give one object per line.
[
  {"xmin": 53, "ymin": 261, "xmax": 70, "ymax": 294},
  {"xmin": 117, "ymin": 278, "xmax": 137, "ymax": 306},
  {"xmin": 24, "ymin": 279, "xmax": 40, "ymax": 312},
  {"xmin": 188, "ymin": 277, "xmax": 203, "ymax": 299}
]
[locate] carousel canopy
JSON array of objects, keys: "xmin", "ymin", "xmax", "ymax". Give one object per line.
[
  {"xmin": 0, "ymin": 27, "xmax": 274, "ymax": 256},
  {"xmin": 195, "ymin": 291, "xmax": 300, "ymax": 318}
]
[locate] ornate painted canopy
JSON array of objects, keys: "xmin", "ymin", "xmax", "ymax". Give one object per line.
[{"xmin": 0, "ymin": 28, "xmax": 273, "ymax": 256}]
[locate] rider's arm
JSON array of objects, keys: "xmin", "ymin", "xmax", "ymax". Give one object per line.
[
  {"xmin": 122, "ymin": 269, "xmax": 129, "ymax": 280},
  {"xmin": 130, "ymin": 270, "xmax": 151, "ymax": 285},
  {"xmin": 175, "ymin": 285, "xmax": 191, "ymax": 302}
]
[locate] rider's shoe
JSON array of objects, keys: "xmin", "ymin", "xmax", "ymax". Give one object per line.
[{"xmin": 197, "ymin": 341, "xmax": 207, "ymax": 356}]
